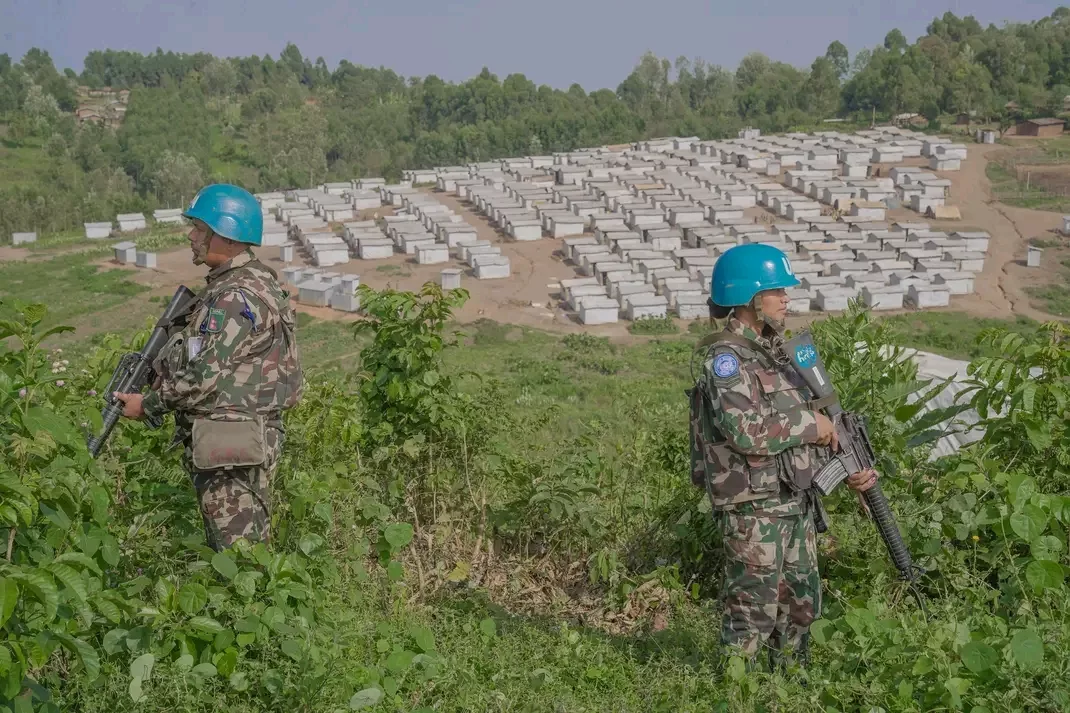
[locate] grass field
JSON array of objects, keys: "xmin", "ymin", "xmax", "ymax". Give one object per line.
[{"xmin": 5, "ymin": 249, "xmax": 1068, "ymax": 711}]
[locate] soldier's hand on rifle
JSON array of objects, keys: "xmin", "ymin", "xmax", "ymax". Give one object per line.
[
  {"xmin": 113, "ymin": 392, "xmax": 146, "ymax": 420},
  {"xmin": 847, "ymin": 468, "xmax": 878, "ymax": 517},
  {"xmin": 814, "ymin": 412, "xmax": 839, "ymax": 451},
  {"xmin": 847, "ymin": 467, "xmax": 878, "ymax": 492}
]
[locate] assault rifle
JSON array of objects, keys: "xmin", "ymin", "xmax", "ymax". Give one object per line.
[
  {"xmin": 782, "ymin": 331, "xmax": 925, "ymax": 589},
  {"xmin": 87, "ymin": 285, "xmax": 197, "ymax": 457}
]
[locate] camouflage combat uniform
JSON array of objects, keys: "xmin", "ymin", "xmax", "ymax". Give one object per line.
[
  {"xmin": 690, "ymin": 314, "xmax": 830, "ymax": 667},
  {"xmin": 143, "ymin": 250, "xmax": 303, "ymax": 551}
]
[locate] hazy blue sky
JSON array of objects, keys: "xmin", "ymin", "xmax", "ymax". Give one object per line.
[{"xmin": 1, "ymin": 0, "xmax": 1066, "ymax": 89}]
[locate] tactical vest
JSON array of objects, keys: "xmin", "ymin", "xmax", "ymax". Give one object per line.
[
  {"xmin": 202, "ymin": 259, "xmax": 303, "ymax": 414},
  {"xmin": 688, "ymin": 330, "xmax": 834, "ymax": 508}
]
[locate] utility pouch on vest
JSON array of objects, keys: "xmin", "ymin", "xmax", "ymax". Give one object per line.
[{"xmin": 191, "ymin": 415, "xmax": 266, "ymax": 470}]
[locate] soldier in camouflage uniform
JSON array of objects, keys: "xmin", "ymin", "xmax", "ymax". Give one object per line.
[
  {"xmin": 689, "ymin": 244, "xmax": 877, "ymax": 671},
  {"xmin": 115, "ymin": 184, "xmax": 303, "ymax": 551}
]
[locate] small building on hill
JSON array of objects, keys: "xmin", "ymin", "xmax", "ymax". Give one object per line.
[{"xmin": 1012, "ymin": 118, "xmax": 1066, "ymax": 137}]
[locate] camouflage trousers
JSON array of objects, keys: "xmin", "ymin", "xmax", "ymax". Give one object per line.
[
  {"xmin": 719, "ymin": 507, "xmax": 821, "ymax": 665},
  {"xmin": 182, "ymin": 425, "xmax": 282, "ymax": 552}
]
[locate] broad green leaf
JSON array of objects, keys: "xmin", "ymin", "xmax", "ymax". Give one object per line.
[
  {"xmin": 960, "ymin": 641, "xmax": 999, "ymax": 673},
  {"xmin": 214, "ymin": 647, "xmax": 238, "ymax": 677},
  {"xmin": 1025, "ymin": 560, "xmax": 1064, "ymax": 592},
  {"xmin": 1009, "ymin": 505, "xmax": 1048, "ymax": 542},
  {"xmin": 190, "ymin": 662, "xmax": 217, "ymax": 678},
  {"xmin": 0, "ymin": 578, "xmax": 18, "ymax": 628},
  {"xmin": 56, "ymin": 634, "xmax": 100, "ymax": 681},
  {"xmin": 229, "ymin": 672, "xmax": 249, "ymax": 691},
  {"xmin": 725, "ymin": 656, "xmax": 746, "ymax": 682},
  {"xmin": 130, "ymin": 652, "xmax": 155, "ymax": 681},
  {"xmin": 101, "ymin": 536, "xmax": 120, "ymax": 567},
  {"xmin": 188, "ymin": 616, "xmax": 224, "ymax": 635},
  {"xmin": 810, "ymin": 619, "xmax": 834, "ymax": 645},
  {"xmin": 177, "ymin": 583, "xmax": 208, "ymax": 616},
  {"xmin": 261, "ymin": 606, "xmax": 284, "ymax": 631},
  {"xmin": 349, "ymin": 688, "xmax": 383, "ymax": 709},
  {"xmin": 1010, "ymin": 475, "xmax": 1036, "ymax": 508},
  {"xmin": 102, "ymin": 628, "xmax": 128, "ymax": 655},
  {"xmin": 128, "ymin": 678, "xmax": 144, "ymax": 704},
  {"xmin": 1020, "ymin": 381, "xmax": 1037, "ymax": 412},
  {"xmin": 945, "ymin": 677, "xmax": 970, "ymax": 707},
  {"xmin": 412, "ymin": 626, "xmax": 436, "ymax": 653},
  {"xmin": 94, "ymin": 596, "xmax": 122, "ymax": 624},
  {"xmin": 154, "ymin": 578, "xmax": 176, "ymax": 610},
  {"xmin": 211, "ymin": 552, "xmax": 239, "ymax": 581},
  {"xmin": 174, "ymin": 654, "xmax": 195, "ymax": 672},
  {"xmin": 214, "ymin": 630, "xmax": 235, "ymax": 652},
  {"xmin": 53, "ymin": 552, "xmax": 102, "ymax": 575},
  {"xmin": 480, "ymin": 617, "xmax": 497, "ymax": 638},
  {"xmin": 280, "ymin": 639, "xmax": 303, "ymax": 661},
  {"xmin": 22, "ymin": 406, "xmax": 81, "ymax": 448},
  {"xmin": 1030, "ymin": 535, "xmax": 1064, "ymax": 561},
  {"xmin": 298, "ymin": 534, "xmax": 324, "ymax": 556},
  {"xmin": 89, "ymin": 485, "xmax": 110, "ymax": 525},
  {"xmin": 233, "ymin": 571, "xmax": 261, "ymax": 599},
  {"xmin": 1010, "ymin": 629, "xmax": 1044, "ymax": 669},
  {"xmin": 9, "ymin": 569, "xmax": 58, "ymax": 621},
  {"xmin": 39, "ymin": 502, "xmax": 72, "ymax": 530},
  {"xmin": 234, "ymin": 614, "xmax": 259, "ymax": 633},
  {"xmin": 50, "ymin": 563, "xmax": 87, "ymax": 604},
  {"xmin": 385, "ymin": 649, "xmax": 416, "ymax": 673},
  {"xmin": 893, "ymin": 401, "xmax": 926, "ymax": 423},
  {"xmin": 386, "ymin": 561, "xmax": 404, "ymax": 581},
  {"xmin": 1024, "ymin": 423, "xmax": 1052, "ymax": 451},
  {"xmin": 912, "ymin": 655, "xmax": 934, "ymax": 675},
  {"xmin": 383, "ymin": 523, "xmax": 413, "ymax": 550}
]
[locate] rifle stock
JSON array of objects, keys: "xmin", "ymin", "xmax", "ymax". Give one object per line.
[{"xmin": 87, "ymin": 285, "xmax": 196, "ymax": 457}]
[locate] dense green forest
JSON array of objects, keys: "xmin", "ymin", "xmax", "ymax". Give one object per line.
[{"xmin": 4, "ymin": 8, "xmax": 1070, "ymax": 237}]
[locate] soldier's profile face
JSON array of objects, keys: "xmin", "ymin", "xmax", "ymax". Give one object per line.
[
  {"xmin": 758, "ymin": 288, "xmax": 789, "ymax": 322},
  {"xmin": 188, "ymin": 221, "xmax": 211, "ymax": 265}
]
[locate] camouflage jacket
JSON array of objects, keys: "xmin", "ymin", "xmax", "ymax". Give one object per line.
[
  {"xmin": 691, "ymin": 315, "xmax": 829, "ymax": 516},
  {"xmin": 143, "ymin": 250, "xmax": 304, "ymax": 443}
]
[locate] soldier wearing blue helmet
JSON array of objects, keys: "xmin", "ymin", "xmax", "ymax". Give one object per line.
[
  {"xmin": 688, "ymin": 243, "xmax": 877, "ymax": 672},
  {"xmin": 114, "ymin": 184, "xmax": 303, "ymax": 551}
]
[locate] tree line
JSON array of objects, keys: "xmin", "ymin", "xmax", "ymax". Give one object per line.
[{"xmin": 3, "ymin": 8, "xmax": 1070, "ymax": 237}]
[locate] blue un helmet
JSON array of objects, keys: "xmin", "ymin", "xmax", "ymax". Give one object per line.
[
  {"xmin": 710, "ymin": 243, "xmax": 800, "ymax": 307},
  {"xmin": 182, "ymin": 184, "xmax": 263, "ymax": 246}
]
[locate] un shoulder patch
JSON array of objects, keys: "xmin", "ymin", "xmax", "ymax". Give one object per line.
[
  {"xmin": 712, "ymin": 353, "xmax": 740, "ymax": 379},
  {"xmin": 205, "ymin": 308, "xmax": 227, "ymax": 334}
]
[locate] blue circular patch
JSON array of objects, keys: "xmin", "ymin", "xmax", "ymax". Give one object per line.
[
  {"xmin": 712, "ymin": 353, "xmax": 740, "ymax": 378},
  {"xmin": 795, "ymin": 344, "xmax": 818, "ymax": 369}
]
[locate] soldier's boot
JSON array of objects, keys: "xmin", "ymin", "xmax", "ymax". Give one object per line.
[{"xmin": 769, "ymin": 632, "xmax": 811, "ymax": 679}]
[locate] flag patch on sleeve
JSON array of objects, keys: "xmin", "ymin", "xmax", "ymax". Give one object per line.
[{"xmin": 205, "ymin": 308, "xmax": 227, "ymax": 333}]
